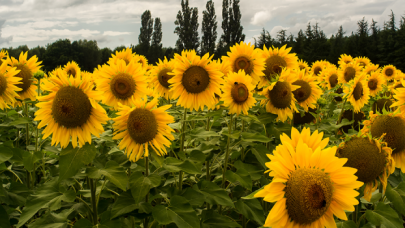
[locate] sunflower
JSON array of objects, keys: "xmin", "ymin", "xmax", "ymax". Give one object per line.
[
  {"xmin": 338, "ymin": 54, "xmax": 353, "ymax": 67},
  {"xmin": 259, "ymin": 45, "xmax": 298, "ymax": 88},
  {"xmin": 381, "ymin": 65, "xmax": 396, "ymax": 82},
  {"xmin": 7, "ymin": 51, "xmax": 42, "ymax": 101},
  {"xmin": 95, "ymin": 59, "xmax": 149, "ymax": 109},
  {"xmin": 344, "ymin": 72, "xmax": 370, "ymax": 113},
  {"xmin": 221, "ymin": 70, "xmax": 257, "ymax": 116},
  {"xmin": 112, "ymin": 98, "xmax": 175, "ymax": 162},
  {"xmin": 133, "ymin": 54, "xmax": 149, "ymax": 69},
  {"xmin": 0, "ymin": 61, "xmax": 22, "ymax": 109},
  {"xmin": 339, "ymin": 63, "xmax": 362, "ymax": 84},
  {"xmin": 222, "ymin": 41, "xmax": 265, "ymax": 86},
  {"xmin": 363, "ymin": 64, "xmax": 379, "ymax": 75},
  {"xmin": 292, "ymin": 70, "xmax": 322, "ymax": 111},
  {"xmin": 297, "ymin": 59, "xmax": 310, "ymax": 73},
  {"xmin": 392, "ymin": 80, "xmax": 405, "ymax": 114},
  {"xmin": 63, "ymin": 61, "xmax": 81, "ymax": 78},
  {"xmin": 372, "ymin": 98, "xmax": 393, "ymax": 114},
  {"xmin": 336, "ymin": 135, "xmax": 394, "ymax": 202},
  {"xmin": 320, "ymin": 67, "xmax": 339, "ymax": 90},
  {"xmin": 34, "ymin": 70, "xmax": 109, "ymax": 148},
  {"xmin": 168, "ymin": 51, "xmax": 223, "ymax": 111},
  {"xmin": 310, "ymin": 60, "xmax": 325, "ymax": 77},
  {"xmin": 367, "ymin": 71, "xmax": 385, "ymax": 97},
  {"xmin": 149, "ymin": 57, "xmax": 175, "ymax": 100},
  {"xmin": 362, "ymin": 111, "xmax": 405, "ymax": 172},
  {"xmin": 260, "ymin": 69, "xmax": 299, "ymax": 122},
  {"xmin": 354, "ymin": 56, "xmax": 371, "ymax": 68},
  {"xmin": 212, "ymin": 58, "xmax": 231, "ymax": 78},
  {"xmin": 255, "ymin": 136, "xmax": 363, "ymax": 228},
  {"xmin": 108, "ymin": 47, "xmax": 136, "ymax": 65},
  {"xmin": 280, "ymin": 126, "xmax": 329, "ymax": 151},
  {"xmin": 0, "ymin": 49, "xmax": 8, "ymax": 65}
]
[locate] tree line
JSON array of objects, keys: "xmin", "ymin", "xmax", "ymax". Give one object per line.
[{"xmin": 2, "ymin": 0, "xmax": 405, "ymax": 73}]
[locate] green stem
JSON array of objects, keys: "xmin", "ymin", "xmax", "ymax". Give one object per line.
[
  {"xmin": 76, "ymin": 197, "xmax": 94, "ymax": 222},
  {"xmin": 25, "ymin": 102, "xmax": 29, "ymax": 151},
  {"xmin": 144, "ymin": 156, "xmax": 149, "ymax": 228},
  {"xmin": 179, "ymin": 108, "xmax": 187, "ymax": 191},
  {"xmin": 206, "ymin": 114, "xmax": 211, "ymax": 181},
  {"xmin": 241, "ymin": 120, "xmax": 245, "ymax": 161},
  {"xmin": 89, "ymin": 178, "xmax": 98, "ymax": 225},
  {"xmin": 353, "ymin": 204, "xmax": 358, "ymax": 223},
  {"xmin": 222, "ymin": 115, "xmax": 233, "ymax": 188}
]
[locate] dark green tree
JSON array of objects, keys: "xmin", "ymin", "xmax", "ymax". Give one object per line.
[
  {"xmin": 138, "ymin": 10, "xmax": 154, "ymax": 57},
  {"xmin": 228, "ymin": 0, "xmax": 245, "ymax": 45},
  {"xmin": 276, "ymin": 29, "xmax": 287, "ymax": 46},
  {"xmin": 28, "ymin": 46, "xmax": 46, "ymax": 62},
  {"xmin": 100, "ymin": 47, "xmax": 113, "ymax": 66},
  {"xmin": 72, "ymin": 40, "xmax": 101, "ymax": 72},
  {"xmin": 42, "ymin": 39, "xmax": 78, "ymax": 72},
  {"xmin": 329, "ymin": 25, "xmax": 345, "ymax": 63},
  {"xmin": 201, "ymin": 0, "xmax": 217, "ymax": 56},
  {"xmin": 148, "ymin": 17, "xmax": 163, "ymax": 64},
  {"xmin": 256, "ymin": 28, "xmax": 273, "ymax": 49},
  {"xmin": 294, "ymin": 29, "xmax": 305, "ymax": 58},
  {"xmin": 174, "ymin": 0, "xmax": 200, "ymax": 52},
  {"xmin": 356, "ymin": 17, "xmax": 369, "ymax": 56}
]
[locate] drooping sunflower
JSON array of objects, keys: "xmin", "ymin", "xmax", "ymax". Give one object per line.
[
  {"xmin": 297, "ymin": 59, "xmax": 310, "ymax": 73},
  {"xmin": 255, "ymin": 138, "xmax": 363, "ymax": 228},
  {"xmin": 7, "ymin": 51, "xmax": 42, "ymax": 101},
  {"xmin": 310, "ymin": 60, "xmax": 325, "ymax": 77},
  {"xmin": 338, "ymin": 54, "xmax": 353, "ymax": 67},
  {"xmin": 222, "ymin": 41, "xmax": 265, "ymax": 86},
  {"xmin": 362, "ymin": 111, "xmax": 405, "ymax": 172},
  {"xmin": 320, "ymin": 67, "xmax": 339, "ymax": 90},
  {"xmin": 367, "ymin": 71, "xmax": 385, "ymax": 97},
  {"xmin": 292, "ymin": 70, "xmax": 322, "ymax": 111},
  {"xmin": 354, "ymin": 56, "xmax": 371, "ymax": 68},
  {"xmin": 168, "ymin": 51, "xmax": 223, "ymax": 111},
  {"xmin": 339, "ymin": 62, "xmax": 362, "ymax": 84},
  {"xmin": 0, "ymin": 61, "xmax": 22, "ymax": 109},
  {"xmin": 363, "ymin": 64, "xmax": 379, "ymax": 75},
  {"xmin": 108, "ymin": 47, "xmax": 136, "ymax": 65},
  {"xmin": 259, "ymin": 45, "xmax": 298, "ymax": 88},
  {"xmin": 339, "ymin": 109, "xmax": 365, "ymax": 133},
  {"xmin": 149, "ymin": 57, "xmax": 175, "ymax": 100},
  {"xmin": 372, "ymin": 98, "xmax": 393, "ymax": 114},
  {"xmin": 63, "ymin": 61, "xmax": 81, "ymax": 78},
  {"xmin": 279, "ymin": 126, "xmax": 329, "ymax": 151},
  {"xmin": 0, "ymin": 49, "xmax": 8, "ymax": 65},
  {"xmin": 221, "ymin": 70, "xmax": 257, "ymax": 116},
  {"xmin": 381, "ymin": 65, "xmax": 396, "ymax": 82},
  {"xmin": 34, "ymin": 70, "xmax": 109, "ymax": 148},
  {"xmin": 95, "ymin": 59, "xmax": 149, "ymax": 109},
  {"xmin": 293, "ymin": 107, "xmax": 317, "ymax": 125},
  {"xmin": 336, "ymin": 135, "xmax": 394, "ymax": 202},
  {"xmin": 112, "ymin": 98, "xmax": 175, "ymax": 162},
  {"xmin": 260, "ymin": 69, "xmax": 299, "ymax": 122},
  {"xmin": 344, "ymin": 72, "xmax": 370, "ymax": 113}
]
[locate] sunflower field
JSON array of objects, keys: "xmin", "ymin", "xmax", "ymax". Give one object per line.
[{"xmin": 1, "ymin": 42, "xmax": 405, "ymax": 228}]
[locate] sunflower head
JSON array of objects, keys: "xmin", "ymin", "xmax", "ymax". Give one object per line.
[
  {"xmin": 344, "ymin": 72, "xmax": 370, "ymax": 113},
  {"xmin": 338, "ymin": 54, "xmax": 353, "ymax": 67},
  {"xmin": 339, "ymin": 62, "xmax": 361, "ymax": 84},
  {"xmin": 319, "ymin": 67, "xmax": 339, "ymax": 90},
  {"xmin": 363, "ymin": 64, "xmax": 380, "ymax": 75},
  {"xmin": 0, "ymin": 60, "xmax": 22, "ymax": 109},
  {"xmin": 133, "ymin": 54, "xmax": 149, "ymax": 69},
  {"xmin": 354, "ymin": 56, "xmax": 371, "ymax": 68},
  {"xmin": 150, "ymin": 57, "xmax": 175, "ymax": 99},
  {"xmin": 292, "ymin": 70, "xmax": 322, "ymax": 111},
  {"xmin": 367, "ymin": 71, "xmax": 385, "ymax": 97},
  {"xmin": 381, "ymin": 65, "xmax": 396, "ymax": 81},
  {"xmin": 108, "ymin": 47, "xmax": 135, "ymax": 65},
  {"xmin": 297, "ymin": 59, "xmax": 310, "ymax": 73},
  {"xmin": 310, "ymin": 60, "xmax": 325, "ymax": 77},
  {"xmin": 63, "ymin": 61, "xmax": 81, "ymax": 78},
  {"xmin": 0, "ymin": 49, "xmax": 8, "ymax": 66}
]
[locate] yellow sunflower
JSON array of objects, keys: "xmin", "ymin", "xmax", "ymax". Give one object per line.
[
  {"xmin": 0, "ymin": 61, "xmax": 22, "ymax": 109},
  {"xmin": 63, "ymin": 61, "xmax": 81, "ymax": 78},
  {"xmin": 259, "ymin": 45, "xmax": 298, "ymax": 88},
  {"xmin": 212, "ymin": 58, "xmax": 231, "ymax": 78},
  {"xmin": 149, "ymin": 57, "xmax": 175, "ymax": 99},
  {"xmin": 168, "ymin": 51, "xmax": 223, "ymax": 111},
  {"xmin": 367, "ymin": 71, "xmax": 385, "ymax": 97},
  {"xmin": 133, "ymin": 54, "xmax": 149, "ymax": 70},
  {"xmin": 354, "ymin": 56, "xmax": 371, "ymax": 68},
  {"xmin": 280, "ymin": 126, "xmax": 329, "ymax": 151},
  {"xmin": 112, "ymin": 98, "xmax": 175, "ymax": 162},
  {"xmin": 7, "ymin": 51, "xmax": 42, "ymax": 101},
  {"xmin": 320, "ymin": 67, "xmax": 339, "ymax": 90},
  {"xmin": 260, "ymin": 68, "xmax": 299, "ymax": 122},
  {"xmin": 362, "ymin": 111, "xmax": 405, "ymax": 172},
  {"xmin": 108, "ymin": 47, "xmax": 136, "ymax": 65},
  {"xmin": 310, "ymin": 60, "xmax": 325, "ymax": 77},
  {"xmin": 344, "ymin": 72, "xmax": 370, "ymax": 113},
  {"xmin": 0, "ymin": 49, "xmax": 8, "ymax": 65},
  {"xmin": 337, "ymin": 135, "xmax": 394, "ymax": 202},
  {"xmin": 221, "ymin": 70, "xmax": 257, "ymax": 116},
  {"xmin": 338, "ymin": 54, "xmax": 353, "ymax": 67},
  {"xmin": 222, "ymin": 41, "xmax": 265, "ymax": 86},
  {"xmin": 381, "ymin": 65, "xmax": 396, "ymax": 82},
  {"xmin": 338, "ymin": 62, "xmax": 362, "ymax": 84},
  {"xmin": 363, "ymin": 64, "xmax": 379, "ymax": 75},
  {"xmin": 34, "ymin": 70, "xmax": 109, "ymax": 148},
  {"xmin": 95, "ymin": 59, "xmax": 149, "ymax": 109},
  {"xmin": 297, "ymin": 59, "xmax": 310, "ymax": 73},
  {"xmin": 255, "ymin": 136, "xmax": 363, "ymax": 228},
  {"xmin": 292, "ymin": 70, "xmax": 322, "ymax": 111},
  {"xmin": 392, "ymin": 80, "xmax": 405, "ymax": 112}
]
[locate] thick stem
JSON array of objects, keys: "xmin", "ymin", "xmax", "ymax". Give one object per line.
[
  {"xmin": 89, "ymin": 178, "xmax": 98, "ymax": 225},
  {"xmin": 179, "ymin": 108, "xmax": 187, "ymax": 191},
  {"xmin": 222, "ymin": 115, "xmax": 233, "ymax": 188},
  {"xmin": 144, "ymin": 156, "xmax": 149, "ymax": 228},
  {"xmin": 25, "ymin": 102, "xmax": 29, "ymax": 151},
  {"xmin": 241, "ymin": 120, "xmax": 245, "ymax": 161},
  {"xmin": 352, "ymin": 204, "xmax": 358, "ymax": 223}
]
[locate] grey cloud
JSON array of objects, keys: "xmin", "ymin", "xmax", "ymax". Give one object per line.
[{"xmin": 0, "ymin": 20, "xmax": 12, "ymax": 45}]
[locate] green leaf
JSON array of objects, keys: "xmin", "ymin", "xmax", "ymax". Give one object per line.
[
  {"xmin": 152, "ymin": 196, "xmax": 200, "ymax": 228},
  {"xmin": 251, "ymin": 144, "xmax": 271, "ymax": 169},
  {"xmin": 193, "ymin": 180, "xmax": 234, "ymax": 208},
  {"xmin": 257, "ymin": 113, "xmax": 277, "ymax": 125},
  {"xmin": 201, "ymin": 210, "xmax": 241, "ymax": 228},
  {"xmin": 241, "ymin": 187, "xmax": 263, "ymax": 200},
  {"xmin": 385, "ymin": 182, "xmax": 405, "ymax": 216},
  {"xmin": 129, "ymin": 171, "xmax": 161, "ymax": 204},
  {"xmin": 336, "ymin": 221, "xmax": 357, "ymax": 228},
  {"xmin": 181, "ymin": 187, "xmax": 205, "ymax": 207},
  {"xmin": 189, "ymin": 128, "xmax": 220, "ymax": 138},
  {"xmin": 365, "ymin": 202, "xmax": 403, "ymax": 228},
  {"xmin": 234, "ymin": 161, "xmax": 263, "ymax": 181},
  {"xmin": 0, "ymin": 205, "xmax": 11, "ymax": 228},
  {"xmin": 58, "ymin": 143, "xmax": 97, "ymax": 181},
  {"xmin": 87, "ymin": 160, "xmax": 128, "ymax": 191},
  {"xmin": 221, "ymin": 130, "xmax": 241, "ymax": 139},
  {"xmin": 241, "ymin": 132, "xmax": 271, "ymax": 143},
  {"xmin": 72, "ymin": 219, "xmax": 93, "ymax": 228},
  {"xmin": 28, "ymin": 208, "xmax": 74, "ymax": 228},
  {"xmin": 235, "ymin": 199, "xmax": 265, "ymax": 225},
  {"xmin": 6, "ymin": 117, "xmax": 32, "ymax": 126},
  {"xmin": 111, "ymin": 191, "xmax": 138, "ymax": 219},
  {"xmin": 226, "ymin": 169, "xmax": 252, "ymax": 191},
  {"xmin": 0, "ymin": 147, "xmax": 13, "ymax": 164},
  {"xmin": 23, "ymin": 150, "xmax": 42, "ymax": 172},
  {"xmin": 164, "ymin": 157, "xmax": 202, "ymax": 174}
]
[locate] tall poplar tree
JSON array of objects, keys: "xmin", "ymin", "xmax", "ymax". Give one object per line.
[
  {"xmin": 138, "ymin": 10, "xmax": 154, "ymax": 57},
  {"xmin": 149, "ymin": 17, "xmax": 163, "ymax": 64},
  {"xmin": 174, "ymin": 0, "xmax": 200, "ymax": 52},
  {"xmin": 220, "ymin": 0, "xmax": 245, "ymax": 47},
  {"xmin": 201, "ymin": 0, "xmax": 217, "ymax": 56}
]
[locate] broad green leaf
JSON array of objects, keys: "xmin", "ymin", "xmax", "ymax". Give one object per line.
[
  {"xmin": 129, "ymin": 171, "xmax": 160, "ymax": 204},
  {"xmin": 241, "ymin": 187, "xmax": 264, "ymax": 200},
  {"xmin": 336, "ymin": 221, "xmax": 357, "ymax": 228},
  {"xmin": 235, "ymin": 199, "xmax": 265, "ymax": 225},
  {"xmin": 193, "ymin": 180, "xmax": 234, "ymax": 208},
  {"xmin": 257, "ymin": 113, "xmax": 277, "ymax": 125},
  {"xmin": 111, "ymin": 191, "xmax": 138, "ymax": 219},
  {"xmin": 189, "ymin": 150, "xmax": 207, "ymax": 163},
  {"xmin": 226, "ymin": 169, "xmax": 252, "ymax": 190},
  {"xmin": 385, "ymin": 182, "xmax": 405, "ymax": 216},
  {"xmin": 365, "ymin": 202, "xmax": 403, "ymax": 228},
  {"xmin": 28, "ymin": 208, "xmax": 74, "ymax": 228},
  {"xmin": 0, "ymin": 205, "xmax": 11, "ymax": 228},
  {"xmin": 58, "ymin": 143, "xmax": 97, "ymax": 181},
  {"xmin": 152, "ymin": 195, "xmax": 200, "ymax": 228},
  {"xmin": 201, "ymin": 210, "xmax": 241, "ymax": 228},
  {"xmin": 234, "ymin": 160, "xmax": 263, "ymax": 181},
  {"xmin": 221, "ymin": 130, "xmax": 241, "ymax": 139},
  {"xmin": 0, "ymin": 147, "xmax": 13, "ymax": 164},
  {"xmin": 164, "ymin": 157, "xmax": 202, "ymax": 174},
  {"xmin": 72, "ymin": 219, "xmax": 93, "ymax": 228},
  {"xmin": 9, "ymin": 148, "xmax": 24, "ymax": 165},
  {"xmin": 181, "ymin": 187, "xmax": 205, "ymax": 207},
  {"xmin": 23, "ymin": 150, "xmax": 42, "ymax": 172},
  {"xmin": 241, "ymin": 132, "xmax": 271, "ymax": 143},
  {"xmin": 251, "ymin": 144, "xmax": 271, "ymax": 169},
  {"xmin": 87, "ymin": 160, "xmax": 128, "ymax": 190},
  {"xmin": 189, "ymin": 128, "xmax": 220, "ymax": 138},
  {"xmin": 5, "ymin": 117, "xmax": 32, "ymax": 126}
]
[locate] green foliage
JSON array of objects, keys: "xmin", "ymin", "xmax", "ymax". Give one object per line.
[
  {"xmin": 174, "ymin": 0, "xmax": 200, "ymax": 52},
  {"xmin": 201, "ymin": 0, "xmax": 218, "ymax": 56}
]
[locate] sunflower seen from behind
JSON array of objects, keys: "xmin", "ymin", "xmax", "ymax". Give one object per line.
[
  {"xmin": 0, "ymin": 61, "xmax": 22, "ymax": 109},
  {"xmin": 168, "ymin": 51, "xmax": 223, "ymax": 111},
  {"xmin": 150, "ymin": 57, "xmax": 175, "ymax": 100},
  {"xmin": 222, "ymin": 41, "xmax": 265, "ymax": 86},
  {"xmin": 34, "ymin": 70, "xmax": 109, "ymax": 148},
  {"xmin": 255, "ymin": 138, "xmax": 363, "ymax": 227},
  {"xmin": 221, "ymin": 70, "xmax": 256, "ymax": 116},
  {"xmin": 344, "ymin": 72, "xmax": 370, "ymax": 113},
  {"xmin": 367, "ymin": 71, "xmax": 385, "ymax": 97},
  {"xmin": 112, "ymin": 98, "xmax": 175, "ymax": 162},
  {"xmin": 259, "ymin": 44, "xmax": 298, "ymax": 88},
  {"xmin": 96, "ymin": 59, "xmax": 149, "ymax": 109},
  {"xmin": 292, "ymin": 70, "xmax": 322, "ymax": 112}
]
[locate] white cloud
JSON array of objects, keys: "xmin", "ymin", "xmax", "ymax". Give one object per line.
[
  {"xmin": 270, "ymin": 25, "xmax": 290, "ymax": 37},
  {"xmin": 103, "ymin": 31, "xmax": 132, "ymax": 36},
  {"xmin": 250, "ymin": 10, "xmax": 271, "ymax": 26}
]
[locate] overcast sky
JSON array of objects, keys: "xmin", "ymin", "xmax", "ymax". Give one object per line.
[{"xmin": 0, "ymin": 0, "xmax": 404, "ymax": 50}]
